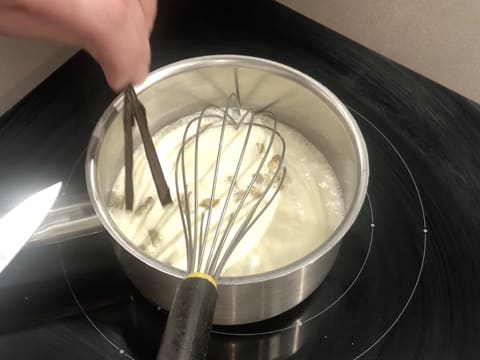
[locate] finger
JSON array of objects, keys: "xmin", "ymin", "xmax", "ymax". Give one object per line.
[
  {"xmin": 88, "ymin": 33, "xmax": 150, "ymax": 91},
  {"xmin": 86, "ymin": 6, "xmax": 151, "ymax": 90},
  {"xmin": 139, "ymin": 0, "xmax": 157, "ymax": 32}
]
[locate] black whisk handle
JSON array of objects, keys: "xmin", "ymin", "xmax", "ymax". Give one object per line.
[{"xmin": 156, "ymin": 274, "xmax": 218, "ymax": 360}]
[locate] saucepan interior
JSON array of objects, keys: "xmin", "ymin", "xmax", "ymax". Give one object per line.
[{"xmin": 86, "ymin": 55, "xmax": 369, "ymax": 325}]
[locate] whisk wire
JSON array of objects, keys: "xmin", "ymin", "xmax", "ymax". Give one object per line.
[
  {"xmin": 196, "ymin": 212, "xmax": 205, "ymax": 270},
  {"xmin": 206, "ymin": 113, "xmax": 281, "ymax": 276},
  {"xmin": 205, "ymin": 112, "xmax": 254, "ymax": 274},
  {"xmin": 203, "ymin": 106, "xmax": 255, "ymax": 274},
  {"xmin": 175, "ymin": 113, "xmax": 203, "ymax": 271},
  {"xmin": 176, "ymin": 100, "xmax": 239, "ymax": 272},
  {"xmin": 175, "ymin": 94, "xmax": 286, "ymax": 277},
  {"xmin": 198, "ymin": 98, "xmax": 234, "ymax": 273},
  {"xmin": 191, "ymin": 105, "xmax": 205, "ymax": 273},
  {"xmin": 214, "ymin": 167, "xmax": 286, "ymax": 279}
]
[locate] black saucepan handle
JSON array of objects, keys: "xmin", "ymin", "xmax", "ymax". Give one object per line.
[{"xmin": 156, "ymin": 275, "xmax": 218, "ymax": 360}]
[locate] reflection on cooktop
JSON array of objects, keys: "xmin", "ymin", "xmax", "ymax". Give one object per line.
[{"xmin": 1, "ymin": 1, "xmax": 479, "ymax": 359}]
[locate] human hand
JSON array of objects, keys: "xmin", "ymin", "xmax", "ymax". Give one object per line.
[{"xmin": 0, "ymin": 0, "xmax": 157, "ymax": 91}]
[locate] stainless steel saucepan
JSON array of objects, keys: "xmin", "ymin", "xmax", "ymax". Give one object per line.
[{"xmin": 29, "ymin": 55, "xmax": 369, "ymax": 325}]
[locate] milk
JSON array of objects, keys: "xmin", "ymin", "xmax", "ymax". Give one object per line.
[{"xmin": 109, "ymin": 110, "xmax": 345, "ymax": 277}]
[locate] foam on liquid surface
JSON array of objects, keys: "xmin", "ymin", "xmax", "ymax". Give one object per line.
[{"xmin": 109, "ymin": 111, "xmax": 345, "ymax": 276}]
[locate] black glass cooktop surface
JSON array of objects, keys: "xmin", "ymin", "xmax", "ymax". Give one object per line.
[{"xmin": 1, "ymin": 1, "xmax": 479, "ymax": 359}]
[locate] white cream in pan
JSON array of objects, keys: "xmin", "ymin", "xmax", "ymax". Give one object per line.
[{"xmin": 109, "ymin": 111, "xmax": 345, "ymax": 277}]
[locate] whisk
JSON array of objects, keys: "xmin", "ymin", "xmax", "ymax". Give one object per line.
[{"xmin": 156, "ymin": 94, "xmax": 286, "ymax": 360}]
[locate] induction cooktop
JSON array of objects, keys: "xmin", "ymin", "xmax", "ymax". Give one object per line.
[{"xmin": 1, "ymin": 1, "xmax": 479, "ymax": 359}]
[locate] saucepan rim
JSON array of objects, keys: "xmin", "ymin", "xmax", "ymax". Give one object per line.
[{"xmin": 86, "ymin": 54, "xmax": 369, "ymax": 286}]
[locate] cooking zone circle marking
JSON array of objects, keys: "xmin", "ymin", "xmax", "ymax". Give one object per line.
[
  {"xmin": 347, "ymin": 108, "xmax": 427, "ymax": 360},
  {"xmin": 59, "ymin": 106, "xmax": 427, "ymax": 359}
]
